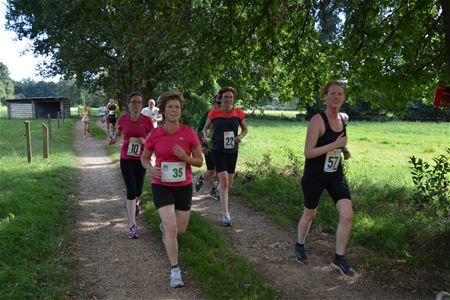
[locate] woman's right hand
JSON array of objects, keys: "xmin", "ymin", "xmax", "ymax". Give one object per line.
[
  {"xmin": 149, "ymin": 166, "xmax": 161, "ymax": 179},
  {"xmin": 334, "ymin": 132, "xmax": 347, "ymax": 149}
]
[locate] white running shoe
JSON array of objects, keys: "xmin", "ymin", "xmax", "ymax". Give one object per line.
[{"xmin": 169, "ymin": 266, "xmax": 184, "ymax": 288}]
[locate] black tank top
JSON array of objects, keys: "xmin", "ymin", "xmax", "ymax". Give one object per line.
[{"xmin": 304, "ymin": 112, "xmax": 346, "ymax": 175}]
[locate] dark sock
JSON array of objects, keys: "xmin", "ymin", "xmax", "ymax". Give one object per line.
[
  {"xmin": 171, "ymin": 264, "xmax": 179, "ymax": 269},
  {"xmin": 296, "ymin": 242, "xmax": 304, "ymax": 248},
  {"xmin": 334, "ymin": 253, "xmax": 344, "ymax": 260}
]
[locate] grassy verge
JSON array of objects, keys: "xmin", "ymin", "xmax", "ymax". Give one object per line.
[
  {"xmin": 0, "ymin": 118, "xmax": 79, "ymax": 299},
  {"xmin": 99, "ymin": 122, "xmax": 278, "ymax": 299},
  {"xmin": 232, "ymin": 119, "xmax": 450, "ymax": 290}
]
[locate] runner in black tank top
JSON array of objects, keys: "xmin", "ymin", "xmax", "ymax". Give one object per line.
[
  {"xmin": 294, "ymin": 80, "xmax": 356, "ymax": 278},
  {"xmin": 303, "ymin": 112, "xmax": 347, "ymax": 176}
]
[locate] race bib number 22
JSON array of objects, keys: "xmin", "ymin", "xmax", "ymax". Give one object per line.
[{"xmin": 224, "ymin": 131, "xmax": 235, "ymax": 149}]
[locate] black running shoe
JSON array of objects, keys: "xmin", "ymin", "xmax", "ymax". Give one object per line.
[
  {"xmin": 194, "ymin": 176, "xmax": 203, "ymax": 192},
  {"xmin": 331, "ymin": 255, "xmax": 356, "ymax": 278},
  {"xmin": 294, "ymin": 243, "xmax": 309, "ymax": 264}
]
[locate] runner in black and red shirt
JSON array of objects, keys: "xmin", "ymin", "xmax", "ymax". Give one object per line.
[{"xmin": 203, "ymin": 86, "xmax": 248, "ymax": 226}]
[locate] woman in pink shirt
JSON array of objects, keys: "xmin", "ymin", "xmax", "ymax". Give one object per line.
[
  {"xmin": 141, "ymin": 90, "xmax": 203, "ymax": 288},
  {"xmin": 111, "ymin": 92, "xmax": 153, "ymax": 239}
]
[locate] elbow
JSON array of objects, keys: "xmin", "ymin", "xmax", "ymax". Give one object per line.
[{"xmin": 304, "ymin": 150, "xmax": 313, "ymax": 160}]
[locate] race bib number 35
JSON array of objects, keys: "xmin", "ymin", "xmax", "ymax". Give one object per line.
[
  {"xmin": 126, "ymin": 137, "xmax": 141, "ymax": 157},
  {"xmin": 224, "ymin": 131, "xmax": 235, "ymax": 149},
  {"xmin": 161, "ymin": 162, "xmax": 186, "ymax": 182},
  {"xmin": 324, "ymin": 149, "xmax": 342, "ymax": 173}
]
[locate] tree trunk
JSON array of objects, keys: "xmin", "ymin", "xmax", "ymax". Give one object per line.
[{"xmin": 442, "ymin": 0, "xmax": 450, "ymax": 80}]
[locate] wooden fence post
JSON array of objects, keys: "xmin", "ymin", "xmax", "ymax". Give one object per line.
[
  {"xmin": 47, "ymin": 114, "xmax": 52, "ymax": 139},
  {"xmin": 42, "ymin": 123, "xmax": 49, "ymax": 159},
  {"xmin": 24, "ymin": 121, "xmax": 32, "ymax": 163},
  {"xmin": 57, "ymin": 111, "xmax": 60, "ymax": 129}
]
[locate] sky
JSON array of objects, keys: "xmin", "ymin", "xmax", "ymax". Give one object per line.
[{"xmin": 0, "ymin": 0, "xmax": 59, "ymax": 82}]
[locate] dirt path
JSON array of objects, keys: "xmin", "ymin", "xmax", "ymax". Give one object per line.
[
  {"xmin": 72, "ymin": 120, "xmax": 204, "ymax": 299},
  {"xmin": 192, "ymin": 186, "xmax": 426, "ymax": 299}
]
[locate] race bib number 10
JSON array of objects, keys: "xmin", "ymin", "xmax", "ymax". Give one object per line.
[
  {"xmin": 161, "ymin": 162, "xmax": 186, "ymax": 182},
  {"xmin": 324, "ymin": 149, "xmax": 342, "ymax": 173},
  {"xmin": 126, "ymin": 138, "xmax": 141, "ymax": 157},
  {"xmin": 224, "ymin": 131, "xmax": 235, "ymax": 149}
]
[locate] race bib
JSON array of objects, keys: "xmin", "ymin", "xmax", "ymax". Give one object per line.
[
  {"xmin": 126, "ymin": 137, "xmax": 141, "ymax": 157},
  {"xmin": 161, "ymin": 162, "xmax": 186, "ymax": 182},
  {"xmin": 109, "ymin": 110, "xmax": 115, "ymax": 115},
  {"xmin": 324, "ymin": 149, "xmax": 342, "ymax": 173},
  {"xmin": 224, "ymin": 131, "xmax": 235, "ymax": 149}
]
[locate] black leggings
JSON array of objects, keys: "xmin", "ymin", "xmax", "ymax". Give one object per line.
[{"xmin": 120, "ymin": 159, "xmax": 147, "ymax": 200}]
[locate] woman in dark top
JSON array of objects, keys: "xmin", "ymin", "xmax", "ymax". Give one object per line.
[
  {"xmin": 294, "ymin": 80, "xmax": 355, "ymax": 278},
  {"xmin": 203, "ymin": 87, "xmax": 248, "ymax": 226}
]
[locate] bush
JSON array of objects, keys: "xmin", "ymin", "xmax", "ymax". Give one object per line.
[
  {"xmin": 181, "ymin": 91, "xmax": 209, "ymax": 127},
  {"xmin": 403, "ymin": 101, "xmax": 450, "ymax": 122},
  {"xmin": 409, "ymin": 148, "xmax": 450, "ymax": 218}
]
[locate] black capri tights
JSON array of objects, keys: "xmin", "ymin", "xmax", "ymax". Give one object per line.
[{"xmin": 120, "ymin": 159, "xmax": 147, "ymax": 200}]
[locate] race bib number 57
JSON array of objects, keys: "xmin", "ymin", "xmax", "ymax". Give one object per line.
[
  {"xmin": 324, "ymin": 149, "xmax": 342, "ymax": 173},
  {"xmin": 161, "ymin": 162, "xmax": 186, "ymax": 182}
]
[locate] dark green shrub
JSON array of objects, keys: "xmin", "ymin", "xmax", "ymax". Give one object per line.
[{"xmin": 409, "ymin": 148, "xmax": 450, "ymax": 218}]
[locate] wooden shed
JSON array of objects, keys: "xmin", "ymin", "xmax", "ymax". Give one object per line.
[{"xmin": 5, "ymin": 97, "xmax": 71, "ymax": 119}]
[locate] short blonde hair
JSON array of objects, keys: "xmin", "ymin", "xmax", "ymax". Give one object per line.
[{"xmin": 157, "ymin": 91, "xmax": 185, "ymax": 113}]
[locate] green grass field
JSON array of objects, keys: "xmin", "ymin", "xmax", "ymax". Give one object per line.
[{"xmin": 0, "ymin": 118, "xmax": 79, "ymax": 299}]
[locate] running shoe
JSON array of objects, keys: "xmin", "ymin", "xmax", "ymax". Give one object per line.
[
  {"xmin": 128, "ymin": 224, "xmax": 139, "ymax": 239},
  {"xmin": 209, "ymin": 189, "xmax": 219, "ymax": 200},
  {"xmin": 169, "ymin": 266, "xmax": 184, "ymax": 288},
  {"xmin": 222, "ymin": 213, "xmax": 232, "ymax": 227},
  {"xmin": 331, "ymin": 255, "xmax": 356, "ymax": 278},
  {"xmin": 294, "ymin": 243, "xmax": 309, "ymax": 264},
  {"xmin": 159, "ymin": 223, "xmax": 165, "ymax": 243},
  {"xmin": 194, "ymin": 176, "xmax": 204, "ymax": 192}
]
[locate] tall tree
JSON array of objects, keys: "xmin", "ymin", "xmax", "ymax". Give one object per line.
[{"xmin": 0, "ymin": 63, "xmax": 14, "ymax": 101}]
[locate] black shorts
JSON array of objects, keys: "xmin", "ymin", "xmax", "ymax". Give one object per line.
[
  {"xmin": 301, "ymin": 171, "xmax": 351, "ymax": 209},
  {"xmin": 152, "ymin": 183, "xmax": 192, "ymax": 211},
  {"xmin": 107, "ymin": 115, "xmax": 117, "ymax": 125},
  {"xmin": 213, "ymin": 150, "xmax": 238, "ymax": 174},
  {"xmin": 204, "ymin": 151, "xmax": 215, "ymax": 171},
  {"xmin": 120, "ymin": 159, "xmax": 147, "ymax": 200}
]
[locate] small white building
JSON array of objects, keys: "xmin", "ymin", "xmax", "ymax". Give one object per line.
[{"xmin": 5, "ymin": 97, "xmax": 71, "ymax": 119}]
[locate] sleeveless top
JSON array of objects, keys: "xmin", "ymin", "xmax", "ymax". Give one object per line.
[{"xmin": 303, "ymin": 112, "xmax": 347, "ymax": 175}]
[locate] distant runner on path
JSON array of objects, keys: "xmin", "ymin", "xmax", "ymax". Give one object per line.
[
  {"xmin": 203, "ymin": 86, "xmax": 248, "ymax": 226},
  {"xmin": 141, "ymin": 91, "xmax": 203, "ymax": 288},
  {"xmin": 111, "ymin": 92, "xmax": 153, "ymax": 239},
  {"xmin": 194, "ymin": 94, "xmax": 221, "ymax": 199},
  {"xmin": 106, "ymin": 98, "xmax": 120, "ymax": 143},
  {"xmin": 295, "ymin": 80, "xmax": 355, "ymax": 278},
  {"xmin": 80, "ymin": 105, "xmax": 91, "ymax": 139}
]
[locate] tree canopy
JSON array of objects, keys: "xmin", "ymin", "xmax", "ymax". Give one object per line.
[{"xmin": 5, "ymin": 0, "xmax": 449, "ymax": 111}]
